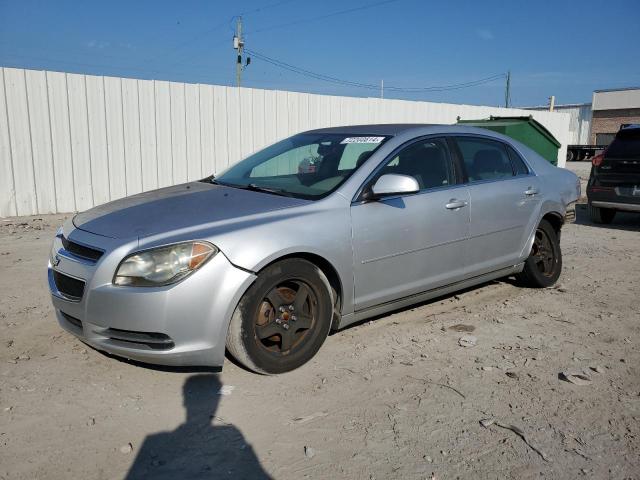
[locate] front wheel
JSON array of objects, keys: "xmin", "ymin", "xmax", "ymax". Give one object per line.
[
  {"xmin": 516, "ymin": 219, "xmax": 562, "ymax": 288},
  {"xmin": 226, "ymin": 258, "xmax": 333, "ymax": 374}
]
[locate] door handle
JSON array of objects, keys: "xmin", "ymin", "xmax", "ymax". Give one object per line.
[
  {"xmin": 445, "ymin": 199, "xmax": 468, "ymax": 210},
  {"xmin": 524, "ymin": 187, "xmax": 539, "ymax": 196}
]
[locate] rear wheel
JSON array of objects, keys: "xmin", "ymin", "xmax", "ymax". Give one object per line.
[
  {"xmin": 588, "ymin": 203, "xmax": 616, "ymax": 224},
  {"xmin": 226, "ymin": 258, "xmax": 333, "ymax": 374},
  {"xmin": 516, "ymin": 219, "xmax": 562, "ymax": 288}
]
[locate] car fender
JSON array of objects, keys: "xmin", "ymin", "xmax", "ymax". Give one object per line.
[{"xmin": 209, "ymin": 199, "xmax": 356, "ymax": 317}]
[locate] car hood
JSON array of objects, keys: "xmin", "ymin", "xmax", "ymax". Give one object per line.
[{"xmin": 72, "ymin": 182, "xmax": 308, "ymax": 239}]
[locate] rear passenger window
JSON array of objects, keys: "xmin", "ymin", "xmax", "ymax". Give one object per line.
[
  {"xmin": 506, "ymin": 145, "xmax": 529, "ymax": 175},
  {"xmin": 455, "ymin": 137, "xmax": 514, "ymax": 182}
]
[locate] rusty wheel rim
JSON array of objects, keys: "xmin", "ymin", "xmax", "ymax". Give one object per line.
[
  {"xmin": 531, "ymin": 228, "xmax": 556, "ymax": 277},
  {"xmin": 254, "ymin": 280, "xmax": 317, "ymax": 355}
]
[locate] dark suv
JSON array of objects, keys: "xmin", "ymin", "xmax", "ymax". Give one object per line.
[{"xmin": 587, "ymin": 125, "xmax": 640, "ymax": 223}]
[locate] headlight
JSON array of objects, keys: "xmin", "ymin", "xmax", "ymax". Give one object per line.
[{"xmin": 113, "ymin": 241, "xmax": 217, "ymax": 287}]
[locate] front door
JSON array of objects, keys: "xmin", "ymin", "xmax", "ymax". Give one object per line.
[{"xmin": 351, "ymin": 137, "xmax": 470, "ymax": 311}]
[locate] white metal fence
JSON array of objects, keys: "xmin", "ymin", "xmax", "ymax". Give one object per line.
[
  {"xmin": 527, "ymin": 103, "xmax": 592, "ymax": 145},
  {"xmin": 0, "ymin": 67, "xmax": 570, "ymax": 217}
]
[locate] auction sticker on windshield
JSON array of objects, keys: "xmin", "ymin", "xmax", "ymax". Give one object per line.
[{"xmin": 340, "ymin": 136, "xmax": 385, "ymax": 144}]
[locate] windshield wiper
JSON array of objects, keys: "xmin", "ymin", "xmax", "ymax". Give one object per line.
[
  {"xmin": 199, "ymin": 174, "xmax": 216, "ymax": 184},
  {"xmin": 215, "ymin": 181, "xmax": 293, "ymax": 197},
  {"xmin": 244, "ymin": 184, "xmax": 293, "ymax": 197}
]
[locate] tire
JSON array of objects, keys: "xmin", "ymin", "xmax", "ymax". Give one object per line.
[
  {"xmin": 566, "ymin": 150, "xmax": 575, "ymax": 162},
  {"xmin": 226, "ymin": 258, "xmax": 333, "ymax": 374},
  {"xmin": 516, "ymin": 219, "xmax": 562, "ymax": 288},
  {"xmin": 588, "ymin": 203, "xmax": 616, "ymax": 224}
]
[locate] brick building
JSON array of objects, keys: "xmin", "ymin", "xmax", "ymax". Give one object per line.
[{"xmin": 590, "ymin": 87, "xmax": 640, "ymax": 145}]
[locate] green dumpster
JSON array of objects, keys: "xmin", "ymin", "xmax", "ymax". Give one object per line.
[{"xmin": 457, "ymin": 115, "xmax": 560, "ymax": 166}]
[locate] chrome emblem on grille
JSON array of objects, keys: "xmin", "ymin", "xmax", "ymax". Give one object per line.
[{"xmin": 52, "ymin": 254, "xmax": 61, "ymax": 267}]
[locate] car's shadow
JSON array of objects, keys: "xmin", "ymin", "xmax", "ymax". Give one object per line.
[
  {"xmin": 574, "ymin": 203, "xmax": 640, "ymax": 232},
  {"xmin": 332, "ymin": 278, "xmax": 513, "ymax": 334},
  {"xmin": 86, "ymin": 278, "xmax": 518, "ymax": 373},
  {"xmin": 86, "ymin": 346, "xmax": 222, "ymax": 373}
]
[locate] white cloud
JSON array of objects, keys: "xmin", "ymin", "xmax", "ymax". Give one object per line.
[
  {"xmin": 476, "ymin": 29, "xmax": 494, "ymax": 40},
  {"xmin": 86, "ymin": 40, "xmax": 111, "ymax": 49}
]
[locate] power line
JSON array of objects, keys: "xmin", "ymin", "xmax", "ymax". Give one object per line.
[
  {"xmin": 147, "ymin": 0, "xmax": 298, "ymax": 63},
  {"xmin": 148, "ymin": 0, "xmax": 402, "ymax": 67},
  {"xmin": 238, "ymin": 0, "xmax": 297, "ymax": 16},
  {"xmin": 4, "ymin": 1, "xmax": 403, "ymax": 81},
  {"xmin": 245, "ymin": 48, "xmax": 506, "ymax": 93},
  {"xmin": 146, "ymin": 18, "xmax": 231, "ymax": 63},
  {"xmin": 246, "ymin": 0, "xmax": 402, "ymax": 35}
]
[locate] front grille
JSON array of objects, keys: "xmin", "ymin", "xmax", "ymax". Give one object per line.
[
  {"xmin": 53, "ymin": 271, "xmax": 85, "ymax": 300},
  {"xmin": 101, "ymin": 328, "xmax": 174, "ymax": 350},
  {"xmin": 61, "ymin": 236, "xmax": 104, "ymax": 262}
]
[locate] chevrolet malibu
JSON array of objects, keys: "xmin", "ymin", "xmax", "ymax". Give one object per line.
[{"xmin": 48, "ymin": 124, "xmax": 580, "ymax": 374}]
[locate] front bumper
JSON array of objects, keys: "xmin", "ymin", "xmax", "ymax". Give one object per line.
[{"xmin": 48, "ymin": 227, "xmax": 256, "ymax": 368}]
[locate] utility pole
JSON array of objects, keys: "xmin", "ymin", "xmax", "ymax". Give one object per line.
[
  {"xmin": 504, "ymin": 70, "xmax": 511, "ymax": 108},
  {"xmin": 233, "ymin": 17, "xmax": 245, "ymax": 87},
  {"xmin": 381, "ymin": 79, "xmax": 384, "ymax": 99}
]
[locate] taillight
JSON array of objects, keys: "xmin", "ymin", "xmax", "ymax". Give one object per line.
[{"xmin": 592, "ymin": 153, "xmax": 604, "ymax": 167}]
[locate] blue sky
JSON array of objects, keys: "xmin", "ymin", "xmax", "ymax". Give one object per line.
[{"xmin": 1, "ymin": 0, "xmax": 638, "ymax": 107}]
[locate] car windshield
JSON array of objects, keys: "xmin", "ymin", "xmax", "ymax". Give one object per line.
[{"xmin": 213, "ymin": 133, "xmax": 389, "ymax": 199}]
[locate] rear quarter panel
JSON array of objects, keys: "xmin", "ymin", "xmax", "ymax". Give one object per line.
[{"xmin": 514, "ymin": 142, "xmax": 580, "ymax": 260}]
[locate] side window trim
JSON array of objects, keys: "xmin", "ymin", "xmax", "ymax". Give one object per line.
[
  {"xmin": 352, "ymin": 135, "xmax": 459, "ymax": 203},
  {"xmin": 506, "ymin": 143, "xmax": 533, "ymax": 176},
  {"xmin": 446, "ymin": 136, "xmax": 469, "ymax": 184}
]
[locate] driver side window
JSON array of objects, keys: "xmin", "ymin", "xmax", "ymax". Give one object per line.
[{"xmin": 380, "ymin": 138, "xmax": 454, "ymax": 191}]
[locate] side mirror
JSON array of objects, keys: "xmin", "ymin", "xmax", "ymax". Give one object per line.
[{"xmin": 370, "ymin": 174, "xmax": 419, "ymax": 198}]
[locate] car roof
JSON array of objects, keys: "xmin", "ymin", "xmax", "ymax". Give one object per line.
[
  {"xmin": 302, "ymin": 123, "xmax": 526, "ymax": 141},
  {"xmin": 303, "ymin": 124, "xmax": 442, "ymax": 136}
]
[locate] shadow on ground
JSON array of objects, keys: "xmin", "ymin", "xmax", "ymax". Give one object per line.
[
  {"xmin": 333, "ymin": 278, "xmax": 513, "ymax": 334},
  {"xmin": 574, "ymin": 204, "xmax": 640, "ymax": 232},
  {"xmin": 126, "ymin": 374, "xmax": 271, "ymax": 480}
]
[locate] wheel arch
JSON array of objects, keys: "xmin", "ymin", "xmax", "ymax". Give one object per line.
[
  {"xmin": 520, "ymin": 209, "xmax": 564, "ymax": 261},
  {"xmin": 541, "ymin": 211, "xmax": 564, "ymax": 237}
]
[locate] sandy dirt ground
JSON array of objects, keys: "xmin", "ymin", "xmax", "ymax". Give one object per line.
[{"xmin": 1, "ymin": 162, "xmax": 639, "ymax": 480}]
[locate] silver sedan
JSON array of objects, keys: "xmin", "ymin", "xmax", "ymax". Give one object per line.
[{"xmin": 48, "ymin": 124, "xmax": 580, "ymax": 374}]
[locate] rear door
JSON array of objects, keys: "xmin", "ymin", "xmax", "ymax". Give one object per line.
[
  {"xmin": 452, "ymin": 136, "xmax": 540, "ymax": 276},
  {"xmin": 351, "ymin": 137, "xmax": 470, "ymax": 310}
]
